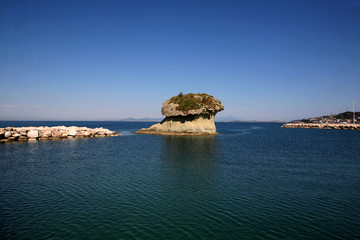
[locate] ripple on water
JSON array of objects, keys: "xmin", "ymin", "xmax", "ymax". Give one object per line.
[{"xmin": 0, "ymin": 122, "xmax": 360, "ymax": 239}]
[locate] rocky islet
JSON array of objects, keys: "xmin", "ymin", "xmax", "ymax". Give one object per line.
[
  {"xmin": 136, "ymin": 93, "xmax": 224, "ymax": 135},
  {"xmin": 0, "ymin": 126, "xmax": 120, "ymax": 143}
]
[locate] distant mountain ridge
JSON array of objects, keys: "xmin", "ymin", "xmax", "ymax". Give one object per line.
[
  {"xmin": 215, "ymin": 116, "xmax": 242, "ymax": 122},
  {"xmin": 215, "ymin": 116, "xmax": 284, "ymax": 123},
  {"xmin": 119, "ymin": 118, "xmax": 162, "ymax": 122},
  {"xmin": 119, "ymin": 117, "xmax": 285, "ymax": 123}
]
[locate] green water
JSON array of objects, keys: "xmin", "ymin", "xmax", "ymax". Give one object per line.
[{"xmin": 0, "ymin": 122, "xmax": 359, "ymax": 239}]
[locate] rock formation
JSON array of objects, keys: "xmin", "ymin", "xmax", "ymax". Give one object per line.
[
  {"xmin": 0, "ymin": 126, "xmax": 121, "ymax": 143},
  {"xmin": 135, "ymin": 93, "xmax": 224, "ymax": 135}
]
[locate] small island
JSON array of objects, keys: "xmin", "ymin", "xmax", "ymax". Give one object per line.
[
  {"xmin": 135, "ymin": 92, "xmax": 224, "ymax": 135},
  {"xmin": 0, "ymin": 126, "xmax": 121, "ymax": 143}
]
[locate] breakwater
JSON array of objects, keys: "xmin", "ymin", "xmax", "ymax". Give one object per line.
[
  {"xmin": 282, "ymin": 123, "xmax": 360, "ymax": 130},
  {"xmin": 0, "ymin": 126, "xmax": 120, "ymax": 143}
]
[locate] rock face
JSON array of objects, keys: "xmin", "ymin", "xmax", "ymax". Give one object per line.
[
  {"xmin": 136, "ymin": 93, "xmax": 224, "ymax": 135},
  {"xmin": 0, "ymin": 126, "xmax": 121, "ymax": 143}
]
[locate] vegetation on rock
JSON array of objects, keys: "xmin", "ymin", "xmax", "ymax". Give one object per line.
[{"xmin": 169, "ymin": 92, "xmax": 218, "ymax": 113}]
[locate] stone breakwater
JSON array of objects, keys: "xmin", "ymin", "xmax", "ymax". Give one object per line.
[
  {"xmin": 282, "ymin": 123, "xmax": 360, "ymax": 130},
  {"xmin": 0, "ymin": 126, "xmax": 121, "ymax": 143}
]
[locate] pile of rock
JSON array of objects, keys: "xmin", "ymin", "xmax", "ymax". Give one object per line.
[
  {"xmin": 0, "ymin": 126, "xmax": 121, "ymax": 143},
  {"xmin": 282, "ymin": 123, "xmax": 360, "ymax": 130}
]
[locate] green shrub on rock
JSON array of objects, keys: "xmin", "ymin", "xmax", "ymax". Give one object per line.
[{"xmin": 169, "ymin": 93, "xmax": 217, "ymax": 113}]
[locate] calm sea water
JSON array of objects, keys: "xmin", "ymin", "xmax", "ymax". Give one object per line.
[{"xmin": 0, "ymin": 121, "xmax": 359, "ymax": 240}]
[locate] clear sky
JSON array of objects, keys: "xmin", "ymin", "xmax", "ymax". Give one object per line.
[{"xmin": 0, "ymin": 0, "xmax": 359, "ymax": 121}]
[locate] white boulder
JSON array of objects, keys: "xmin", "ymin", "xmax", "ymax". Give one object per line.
[
  {"xmin": 27, "ymin": 130, "xmax": 39, "ymax": 138},
  {"xmin": 68, "ymin": 129, "xmax": 77, "ymax": 136}
]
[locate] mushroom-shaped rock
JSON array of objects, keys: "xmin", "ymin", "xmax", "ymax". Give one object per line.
[{"xmin": 135, "ymin": 93, "xmax": 224, "ymax": 135}]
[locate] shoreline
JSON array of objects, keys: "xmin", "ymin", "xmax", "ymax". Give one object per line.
[
  {"xmin": 282, "ymin": 123, "xmax": 360, "ymax": 130},
  {"xmin": 0, "ymin": 126, "xmax": 120, "ymax": 143}
]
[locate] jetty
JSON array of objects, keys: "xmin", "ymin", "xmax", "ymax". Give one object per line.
[
  {"xmin": 282, "ymin": 123, "xmax": 360, "ymax": 130},
  {"xmin": 0, "ymin": 126, "xmax": 120, "ymax": 143}
]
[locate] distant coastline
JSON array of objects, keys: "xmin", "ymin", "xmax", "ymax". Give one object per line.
[
  {"xmin": 282, "ymin": 111, "xmax": 360, "ymax": 130},
  {"xmin": 118, "ymin": 118, "xmax": 163, "ymax": 122},
  {"xmin": 282, "ymin": 122, "xmax": 360, "ymax": 130},
  {"xmin": 220, "ymin": 120, "xmax": 286, "ymax": 123}
]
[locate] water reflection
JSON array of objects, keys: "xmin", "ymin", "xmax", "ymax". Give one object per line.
[
  {"xmin": 161, "ymin": 135, "xmax": 216, "ymax": 169},
  {"xmin": 160, "ymin": 135, "xmax": 218, "ymax": 191},
  {"xmin": 158, "ymin": 135, "xmax": 221, "ymax": 231}
]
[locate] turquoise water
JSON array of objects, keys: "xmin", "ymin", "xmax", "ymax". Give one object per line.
[{"xmin": 1, "ymin": 122, "xmax": 359, "ymax": 239}]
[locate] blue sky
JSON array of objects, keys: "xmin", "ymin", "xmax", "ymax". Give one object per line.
[{"xmin": 0, "ymin": 0, "xmax": 359, "ymax": 121}]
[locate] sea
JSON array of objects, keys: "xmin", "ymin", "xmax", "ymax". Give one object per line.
[{"xmin": 0, "ymin": 121, "xmax": 359, "ymax": 240}]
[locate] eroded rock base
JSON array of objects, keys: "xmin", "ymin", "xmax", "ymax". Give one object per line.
[{"xmin": 135, "ymin": 114, "xmax": 219, "ymax": 135}]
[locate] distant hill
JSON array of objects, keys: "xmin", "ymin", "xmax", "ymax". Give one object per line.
[
  {"xmin": 299, "ymin": 111, "xmax": 360, "ymax": 123},
  {"xmin": 215, "ymin": 116, "xmax": 242, "ymax": 122},
  {"xmin": 223, "ymin": 120, "xmax": 285, "ymax": 123},
  {"xmin": 334, "ymin": 111, "xmax": 360, "ymax": 119},
  {"xmin": 215, "ymin": 116, "xmax": 285, "ymax": 123},
  {"xmin": 119, "ymin": 118, "xmax": 162, "ymax": 122}
]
